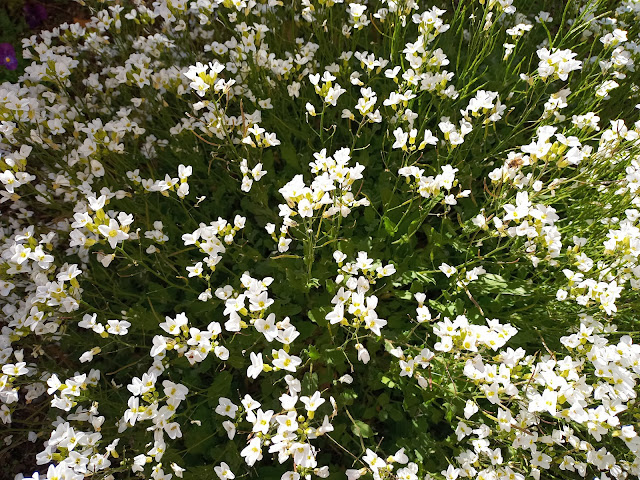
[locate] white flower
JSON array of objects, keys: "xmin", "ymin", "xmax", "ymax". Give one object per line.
[
  {"xmin": 97, "ymin": 219, "xmax": 129, "ymax": 249},
  {"xmin": 439, "ymin": 263, "xmax": 457, "ymax": 277},
  {"xmin": 355, "ymin": 343, "xmax": 370, "ymax": 364},
  {"xmin": 272, "ymin": 349, "xmax": 301, "ymax": 372},
  {"xmin": 215, "ymin": 398, "xmax": 238, "ymax": 418},
  {"xmin": 298, "ymin": 198, "xmax": 314, "ymax": 217},
  {"xmin": 106, "ymin": 320, "xmax": 130, "ymax": 335},
  {"xmin": 306, "ymin": 102, "xmax": 317, "ymax": 116},
  {"xmin": 186, "ymin": 262, "xmax": 203, "ymax": 277},
  {"xmin": 300, "ymin": 391, "xmax": 325, "ymax": 412},
  {"xmin": 247, "ymin": 352, "xmax": 264, "ymax": 379},
  {"xmin": 2, "ymin": 362, "xmax": 28, "ymax": 376},
  {"xmin": 215, "ymin": 462, "xmax": 235, "ymax": 480},
  {"xmin": 240, "ymin": 437, "xmax": 262, "ymax": 466},
  {"xmin": 222, "ymin": 421, "xmax": 236, "ymax": 439}
]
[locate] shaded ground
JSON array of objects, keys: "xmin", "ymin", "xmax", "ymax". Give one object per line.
[{"xmin": 0, "ymin": 0, "xmax": 89, "ymax": 83}]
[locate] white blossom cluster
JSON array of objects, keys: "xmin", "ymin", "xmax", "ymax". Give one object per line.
[
  {"xmin": 268, "ymin": 147, "xmax": 369, "ymax": 253},
  {"xmin": 325, "ymin": 250, "xmax": 396, "ymax": 363},
  {"xmin": 127, "ymin": 164, "xmax": 193, "ymax": 199},
  {"xmin": 450, "ymin": 315, "xmax": 640, "ymax": 480},
  {"xmin": 0, "ymin": 1, "xmax": 640, "ymax": 480},
  {"xmin": 398, "ymin": 164, "xmax": 468, "ymax": 204},
  {"xmin": 150, "ymin": 312, "xmax": 229, "ymax": 365},
  {"xmin": 182, "ymin": 215, "xmax": 246, "ymax": 291},
  {"xmin": 536, "ymin": 47, "xmax": 583, "ymax": 81},
  {"xmin": 215, "ymin": 384, "xmax": 334, "ymax": 476}
]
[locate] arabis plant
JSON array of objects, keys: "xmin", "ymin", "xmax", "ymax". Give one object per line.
[{"xmin": 1, "ymin": 0, "xmax": 640, "ymax": 479}]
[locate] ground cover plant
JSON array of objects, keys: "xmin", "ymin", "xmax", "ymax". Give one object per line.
[{"xmin": 1, "ymin": 0, "xmax": 640, "ymax": 479}]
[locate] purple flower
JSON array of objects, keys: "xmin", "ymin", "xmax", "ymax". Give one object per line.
[
  {"xmin": 0, "ymin": 43, "xmax": 18, "ymax": 71},
  {"xmin": 23, "ymin": 2, "xmax": 48, "ymax": 29}
]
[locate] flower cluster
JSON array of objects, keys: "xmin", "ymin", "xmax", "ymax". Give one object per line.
[
  {"xmin": 123, "ymin": 373, "xmax": 190, "ymax": 478},
  {"xmin": 536, "ymin": 47, "xmax": 583, "ymax": 81},
  {"xmin": 452, "ymin": 314, "xmax": 640, "ymax": 480},
  {"xmin": 150, "ymin": 312, "xmax": 228, "ymax": 365},
  {"xmin": 1, "ymin": 0, "xmax": 640, "ymax": 479},
  {"xmin": 269, "ymin": 147, "xmax": 369, "ymax": 252},
  {"xmin": 325, "ymin": 250, "xmax": 395, "ymax": 363},
  {"xmin": 127, "ymin": 164, "xmax": 193, "ymax": 199},
  {"xmin": 216, "ymin": 383, "xmax": 334, "ymax": 477},
  {"xmin": 182, "ymin": 215, "xmax": 246, "ymax": 293},
  {"xmin": 399, "ymin": 164, "xmax": 468, "ymax": 204}
]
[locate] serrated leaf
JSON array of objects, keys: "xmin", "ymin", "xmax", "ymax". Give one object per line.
[{"xmin": 307, "ymin": 345, "xmax": 321, "ymax": 361}]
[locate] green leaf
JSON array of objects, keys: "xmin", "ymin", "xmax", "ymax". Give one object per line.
[
  {"xmin": 275, "ymin": 301, "xmax": 303, "ymax": 317},
  {"xmin": 182, "ymin": 412, "xmax": 216, "ymax": 456},
  {"xmin": 394, "ymin": 290, "xmax": 414, "ymax": 300},
  {"xmin": 382, "ymin": 216, "xmax": 398, "ymax": 236},
  {"xmin": 308, "ymin": 306, "xmax": 329, "ymax": 326},
  {"xmin": 280, "ymin": 142, "xmax": 299, "ymax": 169},
  {"xmin": 302, "ymin": 371, "xmax": 318, "ymax": 394},
  {"xmin": 227, "ymin": 354, "xmax": 245, "ymax": 369},
  {"xmin": 381, "ymin": 375, "xmax": 397, "ymax": 388},
  {"xmin": 181, "ymin": 464, "xmax": 215, "ymax": 479},
  {"xmin": 307, "ymin": 345, "xmax": 321, "ymax": 361},
  {"xmin": 392, "ymin": 270, "xmax": 436, "ymax": 288},
  {"xmin": 387, "ymin": 406, "xmax": 403, "ymax": 422},
  {"xmin": 474, "ymin": 273, "xmax": 530, "ymax": 296},
  {"xmin": 351, "ymin": 420, "xmax": 374, "ymax": 438},
  {"xmin": 207, "ymin": 371, "xmax": 232, "ymax": 407},
  {"xmin": 340, "ymin": 389, "xmax": 358, "ymax": 405},
  {"xmin": 363, "ymin": 406, "xmax": 378, "ymax": 419}
]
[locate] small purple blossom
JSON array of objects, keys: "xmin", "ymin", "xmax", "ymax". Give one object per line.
[
  {"xmin": 23, "ymin": 2, "xmax": 48, "ymax": 29},
  {"xmin": 0, "ymin": 43, "xmax": 18, "ymax": 71}
]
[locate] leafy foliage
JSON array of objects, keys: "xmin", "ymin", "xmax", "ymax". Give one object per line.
[{"xmin": 1, "ymin": 1, "xmax": 640, "ymax": 480}]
